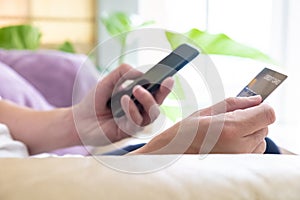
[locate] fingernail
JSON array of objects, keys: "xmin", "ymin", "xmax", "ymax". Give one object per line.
[
  {"xmin": 149, "ymin": 104, "xmax": 160, "ymax": 121},
  {"xmin": 133, "ymin": 85, "xmax": 143, "ymax": 94},
  {"xmin": 120, "ymin": 95, "xmax": 130, "ymax": 110},
  {"xmin": 249, "ymin": 95, "xmax": 262, "ymax": 100}
]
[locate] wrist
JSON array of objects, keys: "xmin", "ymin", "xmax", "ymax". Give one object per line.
[
  {"xmin": 132, "ymin": 124, "xmax": 181, "ymax": 154},
  {"xmin": 60, "ymin": 107, "xmax": 82, "ymax": 147}
]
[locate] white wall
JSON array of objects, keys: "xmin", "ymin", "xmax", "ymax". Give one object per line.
[
  {"xmin": 271, "ymin": 0, "xmax": 300, "ymax": 153},
  {"xmin": 285, "ymin": 0, "xmax": 300, "ymax": 123}
]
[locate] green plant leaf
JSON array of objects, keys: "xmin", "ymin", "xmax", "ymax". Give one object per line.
[
  {"xmin": 100, "ymin": 11, "xmax": 155, "ymax": 36},
  {"xmin": 0, "ymin": 24, "xmax": 41, "ymax": 50},
  {"xmin": 136, "ymin": 20, "xmax": 156, "ymax": 29},
  {"xmin": 166, "ymin": 28, "xmax": 277, "ymax": 64},
  {"xmin": 168, "ymin": 75, "xmax": 185, "ymax": 100},
  {"xmin": 101, "ymin": 12, "xmax": 132, "ymax": 36},
  {"xmin": 58, "ymin": 41, "xmax": 76, "ymax": 53},
  {"xmin": 160, "ymin": 105, "xmax": 182, "ymax": 122},
  {"xmin": 100, "ymin": 11, "xmax": 155, "ymax": 65}
]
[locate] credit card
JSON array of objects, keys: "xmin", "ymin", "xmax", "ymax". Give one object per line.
[{"xmin": 237, "ymin": 68, "xmax": 287, "ymax": 100}]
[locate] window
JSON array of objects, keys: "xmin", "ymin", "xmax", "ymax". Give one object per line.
[{"xmin": 0, "ymin": 0, "xmax": 96, "ymax": 53}]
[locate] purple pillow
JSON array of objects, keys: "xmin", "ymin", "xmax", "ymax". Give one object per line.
[
  {"xmin": 0, "ymin": 49, "xmax": 98, "ymax": 107},
  {"xmin": 0, "ymin": 61, "xmax": 53, "ymax": 110}
]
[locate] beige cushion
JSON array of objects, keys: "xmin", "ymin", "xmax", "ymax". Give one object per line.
[{"xmin": 0, "ymin": 154, "xmax": 300, "ymax": 200}]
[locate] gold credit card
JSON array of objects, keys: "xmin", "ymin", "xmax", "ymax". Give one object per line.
[{"xmin": 237, "ymin": 68, "xmax": 287, "ymax": 100}]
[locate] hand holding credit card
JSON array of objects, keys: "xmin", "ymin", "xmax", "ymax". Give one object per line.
[{"xmin": 237, "ymin": 68, "xmax": 287, "ymax": 100}]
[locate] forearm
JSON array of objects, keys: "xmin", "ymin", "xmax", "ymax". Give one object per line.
[{"xmin": 0, "ymin": 100, "xmax": 80, "ymax": 154}]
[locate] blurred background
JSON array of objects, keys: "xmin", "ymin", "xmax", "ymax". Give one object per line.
[{"xmin": 1, "ymin": 0, "xmax": 300, "ymax": 153}]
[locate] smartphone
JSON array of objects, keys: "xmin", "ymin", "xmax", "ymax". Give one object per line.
[
  {"xmin": 237, "ymin": 67, "xmax": 287, "ymax": 100},
  {"xmin": 107, "ymin": 43, "xmax": 200, "ymax": 118}
]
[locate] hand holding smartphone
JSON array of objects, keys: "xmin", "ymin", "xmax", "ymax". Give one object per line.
[{"xmin": 107, "ymin": 44, "xmax": 199, "ymax": 118}]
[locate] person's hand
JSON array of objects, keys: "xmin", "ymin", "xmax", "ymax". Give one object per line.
[
  {"xmin": 132, "ymin": 96, "xmax": 276, "ymax": 154},
  {"xmin": 73, "ymin": 64, "xmax": 174, "ymax": 146}
]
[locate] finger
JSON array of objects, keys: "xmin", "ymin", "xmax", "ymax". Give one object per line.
[
  {"xmin": 228, "ymin": 103, "xmax": 275, "ymax": 137},
  {"xmin": 100, "ymin": 64, "xmax": 143, "ymax": 96},
  {"xmin": 115, "ymin": 116, "xmax": 144, "ymax": 138},
  {"xmin": 199, "ymin": 96, "xmax": 262, "ymax": 116},
  {"xmin": 244, "ymin": 127, "xmax": 268, "ymax": 152},
  {"xmin": 155, "ymin": 77, "xmax": 175, "ymax": 105},
  {"xmin": 225, "ymin": 96, "xmax": 262, "ymax": 112},
  {"xmin": 109, "ymin": 63, "xmax": 143, "ymax": 85},
  {"xmin": 132, "ymin": 85, "xmax": 160, "ymax": 122},
  {"xmin": 252, "ymin": 139, "xmax": 267, "ymax": 154},
  {"xmin": 120, "ymin": 95, "xmax": 143, "ymax": 126}
]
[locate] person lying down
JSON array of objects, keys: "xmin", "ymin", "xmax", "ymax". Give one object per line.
[{"xmin": 0, "ymin": 64, "xmax": 292, "ymax": 157}]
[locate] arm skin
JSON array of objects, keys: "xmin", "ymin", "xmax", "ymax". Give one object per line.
[{"xmin": 0, "ymin": 100, "xmax": 78, "ymax": 155}]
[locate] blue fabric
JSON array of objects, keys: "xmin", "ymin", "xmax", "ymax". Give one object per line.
[
  {"xmin": 101, "ymin": 143, "xmax": 146, "ymax": 156},
  {"xmin": 264, "ymin": 137, "xmax": 281, "ymax": 154}
]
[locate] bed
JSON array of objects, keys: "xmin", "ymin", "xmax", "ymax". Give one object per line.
[{"xmin": 1, "ymin": 154, "xmax": 300, "ymax": 200}]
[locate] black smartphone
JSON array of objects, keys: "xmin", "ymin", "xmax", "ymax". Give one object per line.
[
  {"xmin": 107, "ymin": 43, "xmax": 200, "ymax": 118},
  {"xmin": 237, "ymin": 67, "xmax": 287, "ymax": 100}
]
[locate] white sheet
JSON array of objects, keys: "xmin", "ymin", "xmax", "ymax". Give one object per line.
[{"xmin": 0, "ymin": 123, "xmax": 28, "ymax": 157}]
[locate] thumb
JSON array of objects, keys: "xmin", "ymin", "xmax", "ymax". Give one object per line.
[{"xmin": 199, "ymin": 96, "xmax": 262, "ymax": 116}]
